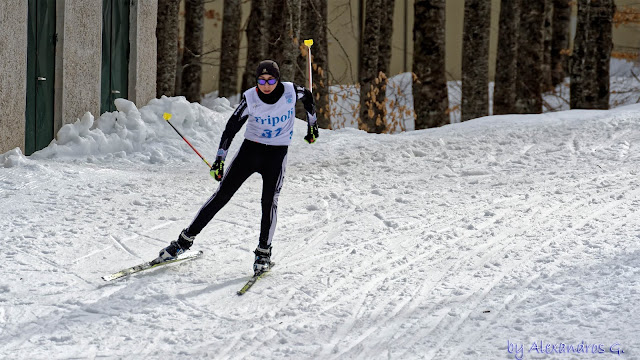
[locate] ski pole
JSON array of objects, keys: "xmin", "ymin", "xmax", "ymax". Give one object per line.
[
  {"xmin": 304, "ymin": 39, "xmax": 314, "ymax": 93},
  {"xmin": 163, "ymin": 112, "xmax": 212, "ymax": 168}
]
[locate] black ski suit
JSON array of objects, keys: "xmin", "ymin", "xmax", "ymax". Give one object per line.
[{"xmin": 185, "ymin": 82, "xmax": 316, "ymax": 249}]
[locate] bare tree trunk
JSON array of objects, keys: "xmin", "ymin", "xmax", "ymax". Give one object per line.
[
  {"xmin": 359, "ymin": 0, "xmax": 387, "ymax": 133},
  {"xmin": 268, "ymin": 1, "xmax": 285, "ymax": 56},
  {"xmin": 303, "ymin": 0, "xmax": 331, "ymax": 129},
  {"xmin": 551, "ymin": 0, "xmax": 571, "ymax": 87},
  {"xmin": 571, "ymin": 1, "xmax": 589, "ymax": 108},
  {"xmin": 372, "ymin": 0, "xmax": 395, "ymax": 129},
  {"xmin": 412, "ymin": 0, "xmax": 448, "ymax": 129},
  {"xmin": 219, "ymin": 0, "xmax": 242, "ymax": 98},
  {"xmin": 175, "ymin": 40, "xmax": 183, "ymax": 95},
  {"xmin": 156, "ymin": 0, "xmax": 180, "ymax": 97},
  {"xmin": 266, "ymin": 0, "xmax": 300, "ymax": 80},
  {"xmin": 378, "ymin": 0, "xmax": 395, "ymax": 75},
  {"xmin": 542, "ymin": 0, "xmax": 554, "ymax": 91},
  {"xmin": 295, "ymin": 1, "xmax": 311, "ymax": 123},
  {"xmin": 181, "ymin": 0, "xmax": 204, "ymax": 103},
  {"xmin": 243, "ymin": 0, "xmax": 271, "ymax": 90},
  {"xmin": 297, "ymin": 2, "xmax": 309, "ymax": 88},
  {"xmin": 494, "ymin": 0, "xmax": 520, "ymax": 115},
  {"xmin": 593, "ymin": 1, "xmax": 614, "ymax": 108},
  {"xmin": 515, "ymin": 0, "xmax": 545, "ymax": 114},
  {"xmin": 570, "ymin": 0, "xmax": 614, "ymax": 109},
  {"xmin": 461, "ymin": 0, "xmax": 491, "ymax": 121},
  {"xmin": 280, "ymin": 0, "xmax": 302, "ymax": 81}
]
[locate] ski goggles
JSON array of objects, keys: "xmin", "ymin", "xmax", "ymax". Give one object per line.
[{"xmin": 257, "ymin": 78, "xmax": 278, "ymax": 85}]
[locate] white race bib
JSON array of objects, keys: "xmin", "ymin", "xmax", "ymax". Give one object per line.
[{"xmin": 243, "ymin": 82, "xmax": 296, "ymax": 146}]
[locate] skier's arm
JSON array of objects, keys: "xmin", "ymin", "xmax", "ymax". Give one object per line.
[
  {"xmin": 294, "ymin": 83, "xmax": 317, "ymax": 126},
  {"xmin": 294, "ymin": 83, "xmax": 319, "ymax": 143},
  {"xmin": 216, "ymin": 95, "xmax": 249, "ymax": 161},
  {"xmin": 210, "ymin": 96, "xmax": 249, "ymax": 181}
]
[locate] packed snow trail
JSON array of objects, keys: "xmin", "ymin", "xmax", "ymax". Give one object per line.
[{"xmin": 0, "ymin": 98, "xmax": 639, "ymax": 359}]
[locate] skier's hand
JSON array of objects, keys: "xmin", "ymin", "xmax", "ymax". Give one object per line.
[
  {"xmin": 210, "ymin": 159, "xmax": 224, "ymax": 181},
  {"xmin": 304, "ymin": 123, "xmax": 319, "ymax": 144}
]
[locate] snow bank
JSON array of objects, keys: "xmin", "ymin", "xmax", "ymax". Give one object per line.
[
  {"xmin": 29, "ymin": 96, "xmax": 234, "ymax": 164},
  {"xmin": 611, "ymin": 57, "xmax": 640, "ymax": 77},
  {"xmin": 0, "ymin": 148, "xmax": 30, "ymax": 168}
]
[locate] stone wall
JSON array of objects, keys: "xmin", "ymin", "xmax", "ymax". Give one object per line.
[
  {"xmin": 129, "ymin": 0, "xmax": 158, "ymax": 108},
  {"xmin": 0, "ymin": 0, "xmax": 28, "ymax": 154},
  {"xmin": 0, "ymin": 1, "xmax": 158, "ymax": 155},
  {"xmin": 60, "ymin": 0, "xmax": 102, "ymax": 125}
]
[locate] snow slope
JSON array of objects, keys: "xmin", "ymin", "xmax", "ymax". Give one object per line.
[{"xmin": 1, "ymin": 96, "xmax": 639, "ymax": 359}]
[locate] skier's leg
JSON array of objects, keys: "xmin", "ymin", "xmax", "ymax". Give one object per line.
[
  {"xmin": 252, "ymin": 148, "xmax": 287, "ymax": 274},
  {"xmin": 257, "ymin": 147, "xmax": 288, "ymax": 249},
  {"xmin": 185, "ymin": 143, "xmax": 256, "ymax": 237},
  {"xmin": 160, "ymin": 141, "xmax": 260, "ymax": 260}
]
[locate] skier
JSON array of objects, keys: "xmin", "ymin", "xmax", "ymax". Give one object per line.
[{"xmin": 158, "ymin": 60, "xmax": 319, "ymax": 275}]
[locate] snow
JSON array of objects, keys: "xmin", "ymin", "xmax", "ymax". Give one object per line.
[{"xmin": 2, "ymin": 88, "xmax": 640, "ymax": 359}]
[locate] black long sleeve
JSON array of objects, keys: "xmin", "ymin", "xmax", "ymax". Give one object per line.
[
  {"xmin": 293, "ymin": 83, "xmax": 317, "ymax": 125},
  {"xmin": 216, "ymin": 95, "xmax": 248, "ymax": 160}
]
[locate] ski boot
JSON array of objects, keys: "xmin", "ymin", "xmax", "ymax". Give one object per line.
[
  {"xmin": 158, "ymin": 230, "xmax": 194, "ymax": 261},
  {"xmin": 253, "ymin": 246, "xmax": 272, "ymax": 275}
]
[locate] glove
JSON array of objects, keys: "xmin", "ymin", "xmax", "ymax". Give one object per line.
[
  {"xmin": 304, "ymin": 123, "xmax": 319, "ymax": 144},
  {"xmin": 210, "ymin": 159, "xmax": 224, "ymax": 181}
]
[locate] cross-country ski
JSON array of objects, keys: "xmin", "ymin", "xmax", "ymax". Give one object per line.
[
  {"xmin": 101, "ymin": 250, "xmax": 204, "ymax": 281},
  {"xmin": 237, "ymin": 263, "xmax": 275, "ymax": 295}
]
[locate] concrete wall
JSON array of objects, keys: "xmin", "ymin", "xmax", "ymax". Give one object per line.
[
  {"xmin": 612, "ymin": 0, "xmax": 640, "ymax": 55},
  {"xmin": 129, "ymin": 0, "xmax": 158, "ymax": 107},
  {"xmin": 61, "ymin": 0, "xmax": 102, "ymax": 125},
  {"xmin": 0, "ymin": 0, "xmax": 28, "ymax": 154}
]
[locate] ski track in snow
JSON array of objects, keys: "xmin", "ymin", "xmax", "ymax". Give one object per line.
[{"xmin": 1, "ymin": 99, "xmax": 640, "ymax": 359}]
